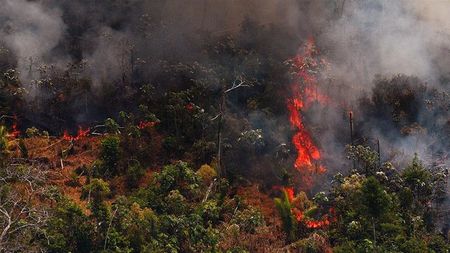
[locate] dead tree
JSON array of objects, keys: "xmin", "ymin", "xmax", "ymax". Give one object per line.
[
  {"xmin": 0, "ymin": 162, "xmax": 49, "ymax": 252},
  {"xmin": 212, "ymin": 76, "xmax": 250, "ymax": 178}
]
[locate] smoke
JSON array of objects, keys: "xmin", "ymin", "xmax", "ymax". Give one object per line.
[
  {"xmin": 0, "ymin": 0, "xmax": 448, "ymax": 170},
  {"xmin": 321, "ymin": 0, "xmax": 450, "ymax": 89},
  {"xmin": 0, "ymin": 0, "xmax": 65, "ymax": 83}
]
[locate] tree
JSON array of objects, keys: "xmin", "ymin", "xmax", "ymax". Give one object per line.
[
  {"xmin": 0, "ymin": 163, "xmax": 49, "ymax": 252},
  {"xmin": 46, "ymin": 199, "xmax": 94, "ymax": 252},
  {"xmin": 214, "ymin": 76, "xmax": 251, "ymax": 178},
  {"xmin": 274, "ymin": 189, "xmax": 297, "ymax": 242},
  {"xmin": 360, "ymin": 177, "xmax": 391, "ymax": 246},
  {"xmin": 401, "ymin": 154, "xmax": 432, "ymax": 208}
]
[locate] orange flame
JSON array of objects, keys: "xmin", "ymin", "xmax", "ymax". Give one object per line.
[
  {"xmin": 6, "ymin": 116, "xmax": 20, "ymax": 138},
  {"xmin": 63, "ymin": 126, "xmax": 90, "ymax": 141},
  {"xmin": 138, "ymin": 121, "xmax": 158, "ymax": 129},
  {"xmin": 287, "ymin": 38, "xmax": 327, "ymax": 188},
  {"xmin": 283, "ymin": 187, "xmax": 335, "ymax": 229},
  {"xmin": 10, "ymin": 122, "xmax": 20, "ymax": 138}
]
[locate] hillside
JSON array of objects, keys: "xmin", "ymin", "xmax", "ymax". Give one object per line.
[{"xmin": 0, "ymin": 0, "xmax": 449, "ymax": 252}]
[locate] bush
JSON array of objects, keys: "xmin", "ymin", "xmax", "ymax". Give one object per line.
[
  {"xmin": 155, "ymin": 161, "xmax": 200, "ymax": 197},
  {"xmin": 291, "ymin": 233, "xmax": 331, "ymax": 253},
  {"xmin": 200, "ymin": 200, "xmax": 221, "ymax": 224},
  {"xmin": 428, "ymin": 235, "xmax": 450, "ymax": 253},
  {"xmin": 197, "ymin": 164, "xmax": 217, "ymax": 185},
  {"xmin": 25, "ymin": 127, "xmax": 40, "ymax": 137},
  {"xmin": 126, "ymin": 162, "xmax": 145, "ymax": 188},
  {"xmin": 104, "ymin": 118, "xmax": 120, "ymax": 134},
  {"xmin": 230, "ymin": 207, "xmax": 265, "ymax": 233},
  {"xmin": 99, "ymin": 136, "xmax": 121, "ymax": 177},
  {"xmin": 162, "ymin": 136, "xmax": 183, "ymax": 157},
  {"xmin": 0, "ymin": 126, "xmax": 9, "ymax": 159}
]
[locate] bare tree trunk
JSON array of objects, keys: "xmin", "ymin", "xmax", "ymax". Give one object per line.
[{"xmin": 216, "ymin": 89, "xmax": 226, "ymax": 178}]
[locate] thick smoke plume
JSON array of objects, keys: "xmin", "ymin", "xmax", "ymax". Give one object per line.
[
  {"xmin": 0, "ymin": 0, "xmax": 65, "ymax": 84},
  {"xmin": 0, "ymin": 0, "xmax": 448, "ymax": 173}
]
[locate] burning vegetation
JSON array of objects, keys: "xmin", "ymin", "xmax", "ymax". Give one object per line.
[{"xmin": 0, "ymin": 1, "xmax": 449, "ymax": 252}]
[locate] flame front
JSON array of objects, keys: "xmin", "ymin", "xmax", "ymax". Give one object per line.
[
  {"xmin": 287, "ymin": 38, "xmax": 328, "ymax": 188},
  {"xmin": 63, "ymin": 127, "xmax": 90, "ymax": 141}
]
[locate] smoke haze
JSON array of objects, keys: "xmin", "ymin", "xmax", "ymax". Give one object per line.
[{"xmin": 0, "ymin": 0, "xmax": 448, "ymax": 170}]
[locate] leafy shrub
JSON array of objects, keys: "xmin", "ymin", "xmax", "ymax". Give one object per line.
[
  {"xmin": 46, "ymin": 199, "xmax": 94, "ymax": 253},
  {"xmin": 230, "ymin": 207, "xmax": 265, "ymax": 233},
  {"xmin": 155, "ymin": 161, "xmax": 200, "ymax": 197},
  {"xmin": 291, "ymin": 233, "xmax": 331, "ymax": 253},
  {"xmin": 25, "ymin": 127, "xmax": 40, "ymax": 137},
  {"xmin": 0, "ymin": 125, "xmax": 9, "ymax": 159},
  {"xmin": 274, "ymin": 189, "xmax": 296, "ymax": 242},
  {"xmin": 197, "ymin": 164, "xmax": 217, "ymax": 185},
  {"xmin": 99, "ymin": 136, "xmax": 121, "ymax": 177},
  {"xmin": 162, "ymin": 135, "xmax": 184, "ymax": 157},
  {"xmin": 200, "ymin": 200, "xmax": 221, "ymax": 224},
  {"xmin": 126, "ymin": 162, "xmax": 145, "ymax": 188},
  {"xmin": 428, "ymin": 235, "xmax": 450, "ymax": 253},
  {"xmin": 104, "ymin": 118, "xmax": 120, "ymax": 134}
]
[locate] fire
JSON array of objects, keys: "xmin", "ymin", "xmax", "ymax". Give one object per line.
[
  {"xmin": 283, "ymin": 187, "xmax": 335, "ymax": 229},
  {"xmin": 10, "ymin": 122, "xmax": 20, "ymax": 138},
  {"xmin": 138, "ymin": 121, "xmax": 158, "ymax": 129},
  {"xmin": 63, "ymin": 126, "xmax": 90, "ymax": 141},
  {"xmin": 185, "ymin": 102, "xmax": 194, "ymax": 111},
  {"xmin": 287, "ymin": 37, "xmax": 328, "ymax": 188},
  {"xmin": 5, "ymin": 116, "xmax": 20, "ymax": 138}
]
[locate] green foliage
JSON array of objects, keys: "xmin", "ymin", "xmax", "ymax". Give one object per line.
[
  {"xmin": 82, "ymin": 178, "xmax": 111, "ymax": 222},
  {"xmin": 230, "ymin": 207, "xmax": 265, "ymax": 233},
  {"xmin": 274, "ymin": 189, "xmax": 296, "ymax": 242},
  {"xmin": 126, "ymin": 161, "xmax": 145, "ymax": 188},
  {"xmin": 329, "ymin": 152, "xmax": 450, "ymax": 251},
  {"xmin": 104, "ymin": 118, "xmax": 121, "ymax": 134},
  {"xmin": 25, "ymin": 126, "xmax": 40, "ymax": 137},
  {"xmin": 154, "ymin": 161, "xmax": 200, "ymax": 197},
  {"xmin": 94, "ymin": 136, "xmax": 121, "ymax": 177},
  {"xmin": 199, "ymin": 200, "xmax": 221, "ymax": 224},
  {"xmin": 46, "ymin": 199, "xmax": 94, "ymax": 253},
  {"xmin": 101, "ymin": 136, "xmax": 121, "ymax": 170},
  {"xmin": 347, "ymin": 145, "xmax": 380, "ymax": 175},
  {"xmin": 401, "ymin": 154, "xmax": 432, "ymax": 205},
  {"xmin": 428, "ymin": 235, "xmax": 450, "ymax": 253},
  {"xmin": 360, "ymin": 177, "xmax": 391, "ymax": 220},
  {"xmin": 291, "ymin": 233, "xmax": 330, "ymax": 253},
  {"xmin": 0, "ymin": 125, "xmax": 9, "ymax": 159}
]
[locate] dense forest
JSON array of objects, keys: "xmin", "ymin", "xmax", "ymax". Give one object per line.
[{"xmin": 0, "ymin": 0, "xmax": 449, "ymax": 252}]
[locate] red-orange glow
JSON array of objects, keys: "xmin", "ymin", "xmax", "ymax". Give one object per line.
[
  {"xmin": 63, "ymin": 126, "xmax": 90, "ymax": 141},
  {"xmin": 6, "ymin": 116, "xmax": 20, "ymax": 138},
  {"xmin": 282, "ymin": 187, "xmax": 335, "ymax": 229},
  {"xmin": 138, "ymin": 121, "xmax": 158, "ymax": 129},
  {"xmin": 10, "ymin": 122, "xmax": 20, "ymax": 138},
  {"xmin": 287, "ymin": 38, "xmax": 328, "ymax": 189},
  {"xmin": 185, "ymin": 102, "xmax": 194, "ymax": 111},
  {"xmin": 284, "ymin": 187, "xmax": 295, "ymax": 202}
]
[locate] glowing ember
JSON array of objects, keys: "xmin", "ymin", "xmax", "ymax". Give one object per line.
[
  {"xmin": 10, "ymin": 122, "xmax": 20, "ymax": 138},
  {"xmin": 138, "ymin": 121, "xmax": 158, "ymax": 129},
  {"xmin": 63, "ymin": 126, "xmax": 90, "ymax": 141},
  {"xmin": 185, "ymin": 102, "xmax": 194, "ymax": 111},
  {"xmin": 287, "ymin": 37, "xmax": 328, "ymax": 188},
  {"xmin": 285, "ymin": 187, "xmax": 295, "ymax": 202},
  {"xmin": 6, "ymin": 116, "xmax": 20, "ymax": 138}
]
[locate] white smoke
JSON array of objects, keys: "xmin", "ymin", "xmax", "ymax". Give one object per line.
[{"xmin": 0, "ymin": 0, "xmax": 65, "ymax": 83}]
